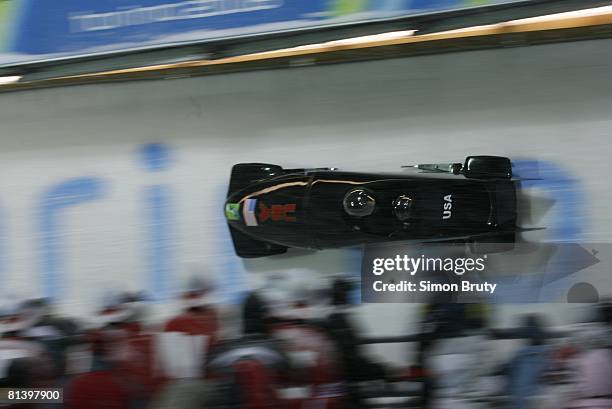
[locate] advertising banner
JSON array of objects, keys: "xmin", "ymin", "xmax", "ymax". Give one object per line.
[{"xmin": 1, "ymin": 0, "xmax": 523, "ymax": 66}]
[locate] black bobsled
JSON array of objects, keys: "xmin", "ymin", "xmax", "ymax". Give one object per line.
[{"xmin": 224, "ymin": 156, "xmax": 518, "ymax": 258}]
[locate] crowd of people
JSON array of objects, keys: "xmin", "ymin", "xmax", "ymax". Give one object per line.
[{"xmin": 0, "ymin": 275, "xmax": 611, "ymax": 409}]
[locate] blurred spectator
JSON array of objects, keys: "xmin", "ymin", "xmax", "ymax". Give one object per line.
[
  {"xmin": 263, "ymin": 283, "xmax": 345, "ymax": 409},
  {"xmin": 206, "ymin": 290, "xmax": 290, "ymax": 409},
  {"xmin": 327, "ymin": 278, "xmax": 386, "ymax": 379},
  {"xmin": 414, "ymin": 302, "xmax": 469, "ymax": 408},
  {"xmin": 164, "ymin": 277, "xmax": 220, "ymax": 347},
  {"xmin": 66, "ymin": 365, "xmax": 132, "ymax": 409},
  {"xmin": 0, "ymin": 298, "xmax": 58, "ymax": 390},
  {"xmin": 148, "ymin": 278, "xmax": 219, "ymax": 406},
  {"xmin": 424, "ymin": 303, "xmax": 498, "ymax": 409},
  {"xmin": 0, "ymin": 315, "xmax": 43, "ymax": 389},
  {"xmin": 306, "ymin": 280, "xmax": 334, "ymax": 325},
  {"xmin": 508, "ymin": 314, "xmax": 553, "ymax": 409},
  {"xmin": 114, "ymin": 292, "xmax": 165, "ymax": 403},
  {"xmin": 67, "ymin": 291, "xmax": 154, "ymax": 409},
  {"xmin": 92, "ymin": 291, "xmax": 148, "ymax": 334},
  {"xmin": 17, "ymin": 297, "xmax": 82, "ymax": 401},
  {"xmin": 322, "ymin": 277, "xmax": 386, "ymax": 409},
  {"xmin": 567, "ymin": 302, "xmax": 612, "ymax": 409},
  {"xmin": 243, "ymin": 290, "xmax": 272, "ymax": 336},
  {"xmin": 570, "ymin": 348, "xmax": 612, "ymax": 409}
]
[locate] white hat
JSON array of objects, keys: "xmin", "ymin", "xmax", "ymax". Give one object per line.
[
  {"xmin": 0, "ymin": 317, "xmax": 28, "ymax": 335},
  {"xmin": 92, "ymin": 287, "xmax": 150, "ymax": 327},
  {"xmin": 94, "ymin": 306, "xmax": 134, "ymax": 327},
  {"xmin": 260, "ymin": 285, "xmax": 312, "ymax": 321},
  {"xmin": 0, "ymin": 298, "xmax": 51, "ymax": 336},
  {"xmin": 181, "ymin": 277, "xmax": 217, "ymax": 308}
]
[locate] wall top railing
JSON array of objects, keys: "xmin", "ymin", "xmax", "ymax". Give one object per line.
[{"xmin": 3, "ymin": 4, "xmax": 612, "ymax": 93}]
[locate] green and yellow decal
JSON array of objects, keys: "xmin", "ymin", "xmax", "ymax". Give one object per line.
[{"xmin": 225, "ymin": 203, "xmax": 241, "ymax": 221}]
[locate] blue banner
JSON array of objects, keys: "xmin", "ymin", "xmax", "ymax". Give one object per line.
[{"xmin": 1, "ymin": 0, "xmax": 521, "ymax": 66}]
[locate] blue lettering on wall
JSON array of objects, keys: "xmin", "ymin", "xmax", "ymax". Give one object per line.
[
  {"xmin": 488, "ymin": 159, "xmax": 587, "ymax": 302},
  {"xmin": 39, "ymin": 177, "xmax": 107, "ymax": 300},
  {"xmin": 140, "ymin": 143, "xmax": 174, "ymax": 300},
  {"xmin": 513, "ymin": 160, "xmax": 582, "ymax": 241}
]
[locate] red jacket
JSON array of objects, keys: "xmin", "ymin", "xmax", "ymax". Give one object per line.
[
  {"xmin": 66, "ymin": 371, "xmax": 131, "ymax": 409},
  {"xmin": 272, "ymin": 323, "xmax": 345, "ymax": 409},
  {"xmin": 234, "ymin": 359, "xmax": 283, "ymax": 409},
  {"xmin": 164, "ymin": 308, "xmax": 219, "ymax": 347}
]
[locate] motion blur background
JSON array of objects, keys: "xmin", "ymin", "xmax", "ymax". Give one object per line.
[{"xmin": 1, "ymin": 1, "xmax": 612, "ymax": 408}]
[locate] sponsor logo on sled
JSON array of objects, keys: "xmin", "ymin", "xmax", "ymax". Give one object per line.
[{"xmin": 259, "ymin": 203, "xmax": 297, "ymax": 223}]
